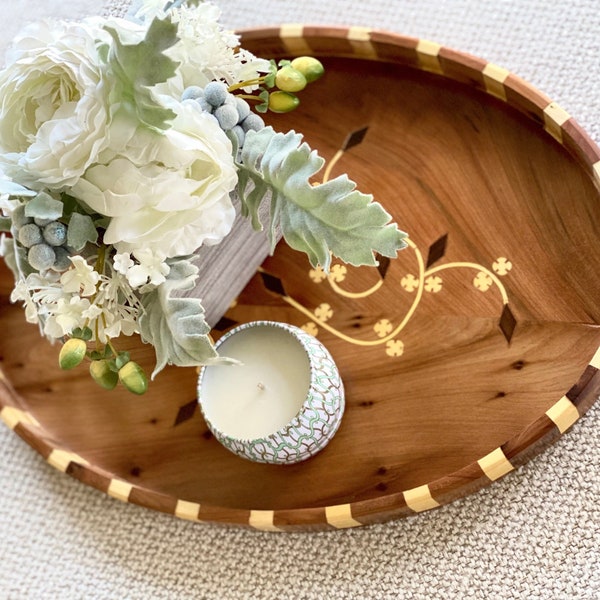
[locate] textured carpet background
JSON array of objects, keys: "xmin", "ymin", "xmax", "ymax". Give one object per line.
[{"xmin": 1, "ymin": 1, "xmax": 599, "ymax": 598}]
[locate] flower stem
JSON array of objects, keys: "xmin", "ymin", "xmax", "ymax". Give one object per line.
[{"xmin": 228, "ymin": 77, "xmax": 267, "ymax": 93}]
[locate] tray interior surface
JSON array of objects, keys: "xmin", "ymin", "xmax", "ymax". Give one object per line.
[{"xmin": 1, "ymin": 37, "xmax": 599, "ymax": 527}]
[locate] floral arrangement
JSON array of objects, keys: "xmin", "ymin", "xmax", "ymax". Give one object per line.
[{"xmin": 0, "ymin": 0, "xmax": 407, "ymax": 394}]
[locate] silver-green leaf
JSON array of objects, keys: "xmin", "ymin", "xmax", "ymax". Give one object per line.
[
  {"xmin": 237, "ymin": 127, "xmax": 408, "ymax": 271},
  {"xmin": 24, "ymin": 192, "xmax": 63, "ymax": 220},
  {"xmin": 138, "ymin": 259, "xmax": 235, "ymax": 379},
  {"xmin": 67, "ymin": 213, "xmax": 98, "ymax": 251}
]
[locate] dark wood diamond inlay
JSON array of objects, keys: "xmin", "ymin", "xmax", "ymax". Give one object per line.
[
  {"xmin": 426, "ymin": 234, "xmax": 448, "ymax": 268},
  {"xmin": 498, "ymin": 304, "xmax": 517, "ymax": 343},
  {"xmin": 376, "ymin": 255, "xmax": 391, "ymax": 279},
  {"xmin": 174, "ymin": 399, "xmax": 198, "ymax": 426},
  {"xmin": 260, "ymin": 271, "xmax": 286, "ymax": 296},
  {"xmin": 343, "ymin": 126, "xmax": 369, "ymax": 151}
]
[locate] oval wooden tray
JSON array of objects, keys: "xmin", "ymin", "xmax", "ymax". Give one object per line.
[{"xmin": 1, "ymin": 27, "xmax": 599, "ymax": 532}]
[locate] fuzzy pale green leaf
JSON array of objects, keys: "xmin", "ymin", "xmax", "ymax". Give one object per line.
[
  {"xmin": 67, "ymin": 213, "xmax": 98, "ymax": 251},
  {"xmin": 24, "ymin": 192, "xmax": 63, "ymax": 220},
  {"xmin": 237, "ymin": 127, "xmax": 408, "ymax": 270},
  {"xmin": 104, "ymin": 16, "xmax": 179, "ymax": 130},
  {"xmin": 0, "ymin": 180, "xmax": 36, "ymax": 197},
  {"xmin": 138, "ymin": 259, "xmax": 234, "ymax": 379}
]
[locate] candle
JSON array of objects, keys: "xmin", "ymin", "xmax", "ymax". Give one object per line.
[{"xmin": 198, "ymin": 321, "xmax": 345, "ymax": 464}]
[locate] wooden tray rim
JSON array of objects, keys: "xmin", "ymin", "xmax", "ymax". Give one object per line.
[{"xmin": 1, "ymin": 25, "xmax": 599, "ymax": 532}]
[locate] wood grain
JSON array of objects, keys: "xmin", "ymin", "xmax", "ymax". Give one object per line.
[{"xmin": 0, "ymin": 27, "xmax": 599, "ymax": 530}]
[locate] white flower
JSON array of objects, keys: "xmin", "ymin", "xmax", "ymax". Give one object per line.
[
  {"xmin": 82, "ymin": 304, "xmax": 103, "ymax": 321},
  {"xmin": 153, "ymin": 3, "xmax": 270, "ymax": 97},
  {"xmin": 72, "ymin": 101, "xmax": 237, "ymax": 258},
  {"xmin": 45, "ymin": 296, "xmax": 91, "ymax": 338},
  {"xmin": 0, "ymin": 19, "xmax": 113, "ymax": 189},
  {"xmin": 10, "ymin": 280, "xmax": 40, "ymax": 325},
  {"xmin": 113, "ymin": 252, "xmax": 135, "ymax": 276},
  {"xmin": 60, "ymin": 256, "xmax": 100, "ymax": 296},
  {"xmin": 126, "ymin": 248, "xmax": 170, "ymax": 288},
  {"xmin": 92, "ymin": 271, "xmax": 141, "ymax": 342}
]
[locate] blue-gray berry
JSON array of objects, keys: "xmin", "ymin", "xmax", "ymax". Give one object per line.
[
  {"xmin": 34, "ymin": 217, "xmax": 53, "ymax": 226},
  {"xmin": 203, "ymin": 81, "xmax": 228, "ymax": 107},
  {"xmin": 196, "ymin": 97, "xmax": 213, "ymax": 113},
  {"xmin": 43, "ymin": 221, "xmax": 68, "ymax": 246},
  {"xmin": 18, "ymin": 223, "xmax": 43, "ymax": 248},
  {"xmin": 51, "ymin": 247, "xmax": 72, "ymax": 272},
  {"xmin": 234, "ymin": 97, "xmax": 251, "ymax": 122},
  {"xmin": 241, "ymin": 113, "xmax": 265, "ymax": 133},
  {"xmin": 11, "ymin": 204, "xmax": 32, "ymax": 229},
  {"xmin": 28, "ymin": 244, "xmax": 56, "ymax": 271},
  {"xmin": 231, "ymin": 125, "xmax": 245, "ymax": 148},
  {"xmin": 214, "ymin": 104, "xmax": 239, "ymax": 130},
  {"xmin": 182, "ymin": 85, "xmax": 204, "ymax": 100}
]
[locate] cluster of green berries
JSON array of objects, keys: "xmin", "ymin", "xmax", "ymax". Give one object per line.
[
  {"xmin": 181, "ymin": 56, "xmax": 324, "ymax": 146},
  {"xmin": 269, "ymin": 56, "xmax": 325, "ymax": 111},
  {"xmin": 12, "ymin": 204, "xmax": 71, "ymax": 272},
  {"xmin": 59, "ymin": 327, "xmax": 148, "ymax": 395}
]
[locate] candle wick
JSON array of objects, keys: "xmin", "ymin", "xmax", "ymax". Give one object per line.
[{"xmin": 257, "ymin": 382, "xmax": 266, "ymax": 391}]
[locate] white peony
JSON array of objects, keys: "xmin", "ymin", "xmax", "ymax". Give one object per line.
[
  {"xmin": 72, "ymin": 101, "xmax": 237, "ymax": 258},
  {"xmin": 0, "ymin": 18, "xmax": 112, "ymax": 190}
]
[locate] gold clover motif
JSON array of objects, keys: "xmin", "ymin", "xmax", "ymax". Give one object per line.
[
  {"xmin": 385, "ymin": 339, "xmax": 404, "ymax": 357},
  {"xmin": 493, "ymin": 257, "xmax": 513, "ymax": 276},
  {"xmin": 308, "ymin": 266, "xmax": 327, "ymax": 283},
  {"xmin": 473, "ymin": 271, "xmax": 493, "ymax": 292},
  {"xmin": 328, "ymin": 264, "xmax": 347, "ymax": 283},
  {"xmin": 424, "ymin": 275, "xmax": 443, "ymax": 293},
  {"xmin": 374, "ymin": 319, "xmax": 393, "ymax": 338},
  {"xmin": 301, "ymin": 322, "xmax": 319, "ymax": 337},
  {"xmin": 314, "ymin": 303, "xmax": 334, "ymax": 321},
  {"xmin": 401, "ymin": 273, "xmax": 419, "ymax": 292}
]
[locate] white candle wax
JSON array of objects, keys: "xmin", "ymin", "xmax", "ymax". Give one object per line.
[{"xmin": 200, "ymin": 326, "xmax": 311, "ymax": 439}]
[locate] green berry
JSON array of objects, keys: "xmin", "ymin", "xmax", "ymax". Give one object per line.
[
  {"xmin": 290, "ymin": 56, "xmax": 325, "ymax": 83},
  {"xmin": 59, "ymin": 338, "xmax": 87, "ymax": 370},
  {"xmin": 268, "ymin": 91, "xmax": 300, "ymax": 113},
  {"xmin": 275, "ymin": 66, "xmax": 307, "ymax": 92},
  {"xmin": 89, "ymin": 360, "xmax": 119, "ymax": 390},
  {"xmin": 118, "ymin": 361, "xmax": 148, "ymax": 395}
]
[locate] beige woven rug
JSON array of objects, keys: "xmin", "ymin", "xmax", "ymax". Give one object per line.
[{"xmin": 0, "ymin": 1, "xmax": 599, "ymax": 598}]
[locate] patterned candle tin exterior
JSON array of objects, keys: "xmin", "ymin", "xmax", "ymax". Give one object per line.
[{"xmin": 198, "ymin": 321, "xmax": 345, "ymax": 464}]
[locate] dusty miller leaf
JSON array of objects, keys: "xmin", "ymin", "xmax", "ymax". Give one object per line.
[
  {"xmin": 138, "ymin": 259, "xmax": 235, "ymax": 379},
  {"xmin": 0, "ymin": 180, "xmax": 36, "ymax": 197},
  {"xmin": 67, "ymin": 213, "xmax": 98, "ymax": 251},
  {"xmin": 237, "ymin": 127, "xmax": 408, "ymax": 270},
  {"xmin": 104, "ymin": 16, "xmax": 179, "ymax": 130},
  {"xmin": 24, "ymin": 192, "xmax": 63, "ymax": 220}
]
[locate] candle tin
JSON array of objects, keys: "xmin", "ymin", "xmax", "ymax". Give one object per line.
[{"xmin": 198, "ymin": 321, "xmax": 345, "ymax": 464}]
